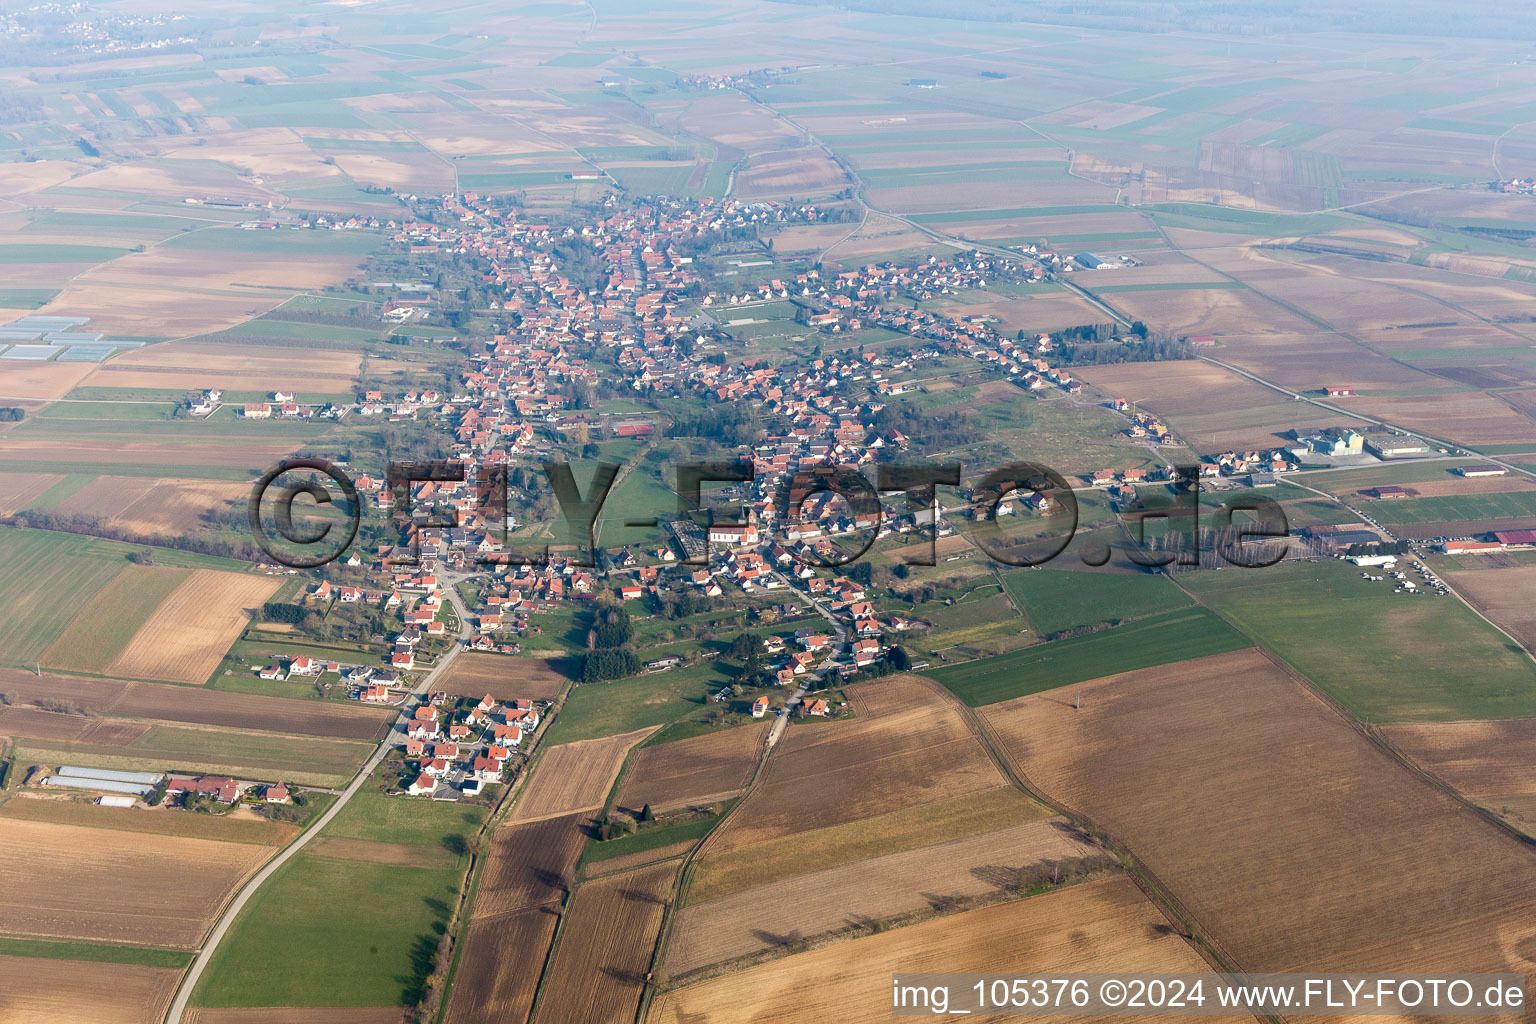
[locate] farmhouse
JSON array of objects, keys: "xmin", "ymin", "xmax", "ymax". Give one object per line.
[{"xmin": 1494, "ymin": 529, "xmax": 1536, "ymax": 549}]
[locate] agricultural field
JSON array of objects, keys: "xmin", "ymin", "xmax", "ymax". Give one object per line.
[
  {"xmin": 1181, "ymin": 559, "xmax": 1536, "ymax": 721},
  {"xmin": 509, "ymin": 727, "xmax": 657, "ymax": 823},
  {"xmin": 0, "ymin": 818, "xmax": 269, "ymax": 948},
  {"xmin": 0, "ymin": 527, "xmax": 141, "ymax": 667},
  {"xmin": 1445, "ymin": 565, "xmax": 1536, "ymax": 648},
  {"xmin": 81, "ymin": 340, "xmax": 362, "ymax": 397},
  {"xmin": 1380, "ymin": 719, "xmax": 1536, "ymax": 801},
  {"xmin": 438, "ymin": 652, "xmax": 571, "ymax": 701},
  {"xmin": 650, "ymin": 876, "xmax": 1245, "ymax": 1024},
  {"xmin": 443, "ymin": 906, "xmax": 561, "ymax": 1024},
  {"xmin": 664, "ymin": 817, "xmax": 1102, "ymax": 977},
  {"xmin": 0, "ymin": 954, "xmax": 183, "ymax": 1024},
  {"xmin": 108, "ymin": 569, "xmax": 282, "ymax": 684},
  {"xmin": 999, "ymin": 567, "xmax": 1193, "ymax": 635},
  {"xmin": 41, "ymin": 564, "xmax": 189, "ymax": 673},
  {"xmin": 532, "ymin": 861, "xmax": 676, "ymax": 1024},
  {"xmin": 192, "ymin": 853, "xmax": 463, "ymax": 1010},
  {"xmin": 612, "ymin": 720, "xmax": 768, "ymax": 814},
  {"xmin": 0, "ymin": 664, "xmax": 394, "ymax": 739},
  {"xmin": 0, "ymin": 792, "xmax": 300, "ymax": 846},
  {"xmin": 930, "ymin": 607, "xmax": 1250, "ymax": 707},
  {"xmin": 701, "ymin": 676, "xmax": 1007, "ymax": 856},
  {"xmin": 980, "ymin": 649, "xmax": 1536, "ymax": 982}
]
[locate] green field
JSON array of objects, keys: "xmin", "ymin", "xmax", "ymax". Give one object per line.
[
  {"xmin": 192, "ymin": 853, "xmax": 461, "ymax": 1008},
  {"xmin": 42, "ymin": 565, "xmax": 188, "ymax": 673},
  {"xmin": 929, "ymin": 606, "xmax": 1250, "ymax": 706},
  {"xmin": 542, "ymin": 662, "xmax": 738, "ymax": 745},
  {"xmin": 0, "ymin": 936, "xmax": 191, "ymax": 968},
  {"xmin": 1000, "ymin": 568, "xmax": 1194, "ymax": 636},
  {"xmin": 160, "ymin": 228, "xmax": 384, "ymax": 256},
  {"xmin": 326, "ymin": 784, "xmax": 485, "ymax": 847},
  {"xmin": 1183, "ymin": 560, "xmax": 1536, "ymax": 721},
  {"xmin": 1362, "ymin": 491, "xmax": 1536, "ymax": 526},
  {"xmin": 0, "ymin": 528, "xmax": 135, "ymax": 666}
]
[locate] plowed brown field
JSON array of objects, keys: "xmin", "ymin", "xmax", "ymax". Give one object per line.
[
  {"xmin": 613, "ymin": 722, "xmax": 768, "ymax": 814},
  {"xmin": 0, "ymin": 666, "xmax": 393, "ymax": 739},
  {"xmin": 0, "ymin": 955, "xmax": 181, "ymax": 1024},
  {"xmin": 1382, "ymin": 719, "xmax": 1536, "ymax": 797},
  {"xmin": 439, "ymin": 653, "xmax": 570, "ymax": 701},
  {"xmin": 0, "ymin": 818, "xmax": 269, "ymax": 947},
  {"xmin": 533, "ymin": 862, "xmax": 676, "ymax": 1024},
  {"xmin": 443, "ymin": 905, "xmax": 562, "ymax": 1024},
  {"xmin": 979, "ymin": 649, "xmax": 1536, "ymax": 988}
]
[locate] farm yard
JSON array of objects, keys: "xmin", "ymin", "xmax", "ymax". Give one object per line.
[
  {"xmin": 649, "ymin": 876, "xmax": 1246, "ymax": 1024},
  {"xmin": 980, "ymin": 649, "xmax": 1536, "ymax": 987}
]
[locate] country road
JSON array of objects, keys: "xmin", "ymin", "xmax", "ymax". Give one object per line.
[{"xmin": 163, "ymin": 574, "xmax": 478, "ymax": 1024}]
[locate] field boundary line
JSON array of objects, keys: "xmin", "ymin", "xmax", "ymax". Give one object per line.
[
  {"xmin": 637, "ymin": 704, "xmax": 781, "ymax": 1018},
  {"xmin": 918, "ymin": 671, "xmax": 1257, "ymax": 1000}
]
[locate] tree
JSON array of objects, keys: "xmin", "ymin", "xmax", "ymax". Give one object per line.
[{"xmin": 641, "ymin": 803, "xmax": 655, "ymax": 823}]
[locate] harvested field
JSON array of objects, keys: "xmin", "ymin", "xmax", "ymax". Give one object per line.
[
  {"xmin": 439, "ymin": 653, "xmax": 570, "ymax": 701},
  {"xmin": 472, "ymin": 812, "xmax": 589, "ymax": 919},
  {"xmin": 0, "ymin": 360, "xmax": 97, "ymax": 401},
  {"xmin": 533, "ymin": 862, "xmax": 675, "ymax": 1024},
  {"xmin": 0, "ymin": 471, "xmax": 61, "ymax": 513},
  {"xmin": 0, "ymin": 666, "xmax": 393, "ymax": 740},
  {"xmin": 1348, "ymin": 393, "xmax": 1536, "ymax": 446},
  {"xmin": 443, "ymin": 905, "xmax": 562, "ymax": 1024},
  {"xmin": 703, "ymin": 675, "xmax": 1006, "ymax": 854},
  {"xmin": 1381, "ymin": 719, "xmax": 1536, "ymax": 797},
  {"xmin": 56, "ymin": 476, "xmax": 248, "ymax": 536},
  {"xmin": 0, "ymin": 818, "xmax": 269, "ymax": 947},
  {"xmin": 85, "ymin": 340, "xmax": 361, "ymax": 395},
  {"xmin": 649, "ymin": 876, "xmax": 1243, "ymax": 1024},
  {"xmin": 0, "ymin": 706, "xmax": 149, "ymax": 745},
  {"xmin": 185, "ymin": 1011, "xmax": 406, "ymax": 1024},
  {"xmin": 1446, "ymin": 565, "xmax": 1536, "ymax": 649},
  {"xmin": 665, "ymin": 817, "xmax": 1102, "ymax": 977},
  {"xmin": 0, "ymin": 954, "xmax": 181, "ymax": 1024},
  {"xmin": 688, "ymin": 785, "xmax": 1044, "ymax": 904},
  {"xmin": 979, "ymin": 649, "xmax": 1536, "ymax": 980},
  {"xmin": 1396, "ymin": 475, "xmax": 1536, "ymax": 497},
  {"xmin": 614, "ymin": 722, "xmax": 768, "ymax": 815},
  {"xmin": 510, "ymin": 727, "xmax": 657, "ymax": 823},
  {"xmin": 108, "ymin": 569, "xmax": 281, "ymax": 684},
  {"xmin": 0, "ymin": 793, "xmax": 297, "ymax": 845},
  {"xmin": 49, "ymin": 249, "xmax": 369, "ymax": 338}
]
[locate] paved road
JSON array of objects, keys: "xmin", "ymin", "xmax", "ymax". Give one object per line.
[{"xmin": 163, "ymin": 575, "xmax": 477, "ymax": 1024}]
